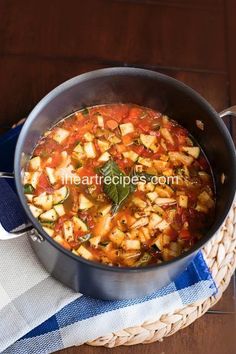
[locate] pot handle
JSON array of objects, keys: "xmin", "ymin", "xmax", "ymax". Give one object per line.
[
  {"xmin": 219, "ymin": 105, "xmax": 236, "ymax": 118},
  {"xmin": 0, "ymin": 173, "xmax": 43, "ymax": 242}
]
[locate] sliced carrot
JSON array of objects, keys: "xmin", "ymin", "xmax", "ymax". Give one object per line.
[{"xmin": 106, "ymin": 119, "xmax": 118, "ymax": 130}]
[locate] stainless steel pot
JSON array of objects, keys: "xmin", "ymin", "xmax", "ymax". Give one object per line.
[{"xmin": 0, "ymin": 68, "xmax": 235, "ymax": 300}]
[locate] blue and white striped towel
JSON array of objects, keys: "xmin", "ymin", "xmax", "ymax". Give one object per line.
[{"xmin": 0, "ymin": 127, "xmax": 217, "ymax": 354}]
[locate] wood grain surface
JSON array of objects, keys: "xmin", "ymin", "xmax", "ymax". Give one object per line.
[{"xmin": 0, "ymin": 1, "xmax": 235, "ymax": 353}]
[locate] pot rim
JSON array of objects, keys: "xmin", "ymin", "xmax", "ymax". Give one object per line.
[{"xmin": 14, "ymin": 67, "xmax": 236, "ymax": 273}]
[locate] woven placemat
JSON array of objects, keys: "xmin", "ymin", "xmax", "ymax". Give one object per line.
[{"xmin": 87, "ymin": 202, "xmax": 236, "ymax": 347}]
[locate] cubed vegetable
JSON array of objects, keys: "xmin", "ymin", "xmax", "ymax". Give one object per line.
[
  {"xmin": 77, "ymin": 245, "xmax": 93, "ymax": 260},
  {"xmin": 155, "ymin": 198, "xmax": 176, "ymax": 206},
  {"xmin": 97, "ymin": 115, "xmax": 104, "ymax": 128},
  {"xmin": 182, "ymin": 146, "xmax": 200, "ymax": 159},
  {"xmin": 53, "ymin": 186, "xmax": 69, "ymax": 204},
  {"xmin": 33, "ymin": 193, "xmax": 53, "ymax": 210},
  {"xmin": 138, "ymin": 157, "xmax": 152, "ymax": 167},
  {"xmin": 149, "ymin": 213, "xmax": 162, "ymax": 229},
  {"xmin": 122, "ymin": 239, "xmax": 141, "ymax": 250},
  {"xmin": 109, "ymin": 228, "xmax": 125, "ymax": 246},
  {"xmin": 84, "ymin": 132, "xmax": 95, "ymax": 142},
  {"xmin": 84, "ymin": 142, "xmax": 97, "ymax": 158},
  {"xmin": 42, "ymin": 226, "xmax": 54, "ymax": 237},
  {"xmin": 29, "ymin": 156, "xmax": 41, "ymax": 171},
  {"xmin": 178, "ymin": 195, "xmax": 188, "ymax": 208},
  {"xmin": 98, "ymin": 152, "xmax": 111, "ymax": 162},
  {"xmin": 97, "ymin": 139, "xmax": 110, "ymax": 152},
  {"xmin": 45, "ymin": 167, "xmax": 56, "ymax": 185},
  {"xmin": 28, "ymin": 204, "xmax": 43, "ymax": 218},
  {"xmin": 63, "ymin": 220, "xmax": 74, "ymax": 241},
  {"xmin": 72, "ymin": 216, "xmax": 88, "ymax": 232},
  {"xmin": 78, "ymin": 194, "xmax": 94, "ymax": 210},
  {"xmin": 53, "ymin": 128, "xmax": 70, "ymax": 144},
  {"xmin": 98, "ymin": 204, "xmax": 112, "ymax": 216},
  {"xmin": 39, "ymin": 209, "xmax": 58, "ymax": 222},
  {"xmin": 122, "ymin": 151, "xmax": 138, "ymax": 162},
  {"xmin": 54, "ymin": 204, "xmax": 66, "ymax": 216},
  {"xmin": 140, "ymin": 134, "xmax": 157, "ymax": 149},
  {"xmin": 119, "ymin": 123, "xmax": 134, "ymax": 136},
  {"xmin": 160, "ymin": 128, "xmax": 174, "ymax": 145}
]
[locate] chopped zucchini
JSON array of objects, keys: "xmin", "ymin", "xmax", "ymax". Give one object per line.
[
  {"xmin": 84, "ymin": 142, "xmax": 97, "ymax": 158},
  {"xmin": 157, "ymin": 219, "xmax": 170, "ymax": 231},
  {"xmin": 107, "ymin": 135, "xmax": 121, "ymax": 144},
  {"xmin": 33, "ymin": 193, "xmax": 53, "ymax": 210},
  {"xmin": 77, "ymin": 245, "xmax": 93, "ymax": 260},
  {"xmin": 24, "ymin": 183, "xmax": 35, "ymax": 194},
  {"xmin": 122, "ymin": 151, "xmax": 138, "ymax": 162},
  {"xmin": 89, "ymin": 236, "xmax": 101, "ymax": 248},
  {"xmin": 178, "ymin": 195, "xmax": 188, "ymax": 208},
  {"xmin": 97, "ymin": 139, "xmax": 110, "ymax": 152},
  {"xmin": 122, "ymin": 239, "xmax": 141, "ymax": 250},
  {"xmin": 63, "ymin": 220, "xmax": 74, "ymax": 241},
  {"xmin": 53, "ymin": 128, "xmax": 69, "ymax": 144},
  {"xmin": 147, "ymin": 191, "xmax": 158, "ymax": 202},
  {"xmin": 53, "ymin": 186, "xmax": 69, "ymax": 204},
  {"xmin": 72, "ymin": 216, "xmax": 88, "ymax": 232},
  {"xmin": 169, "ymin": 152, "xmax": 194, "ymax": 166},
  {"xmin": 140, "ymin": 134, "xmax": 157, "ymax": 149},
  {"xmin": 30, "ymin": 172, "xmax": 41, "ymax": 189},
  {"xmin": 119, "ymin": 123, "xmax": 134, "ymax": 136},
  {"xmin": 109, "ymin": 228, "xmax": 125, "ymax": 246},
  {"xmin": 72, "ymin": 143, "xmax": 85, "ymax": 161},
  {"xmin": 135, "ymin": 252, "xmax": 152, "ymax": 267},
  {"xmin": 182, "ymin": 146, "xmax": 200, "ymax": 159},
  {"xmin": 23, "ymin": 172, "xmax": 31, "ymax": 185},
  {"xmin": 160, "ymin": 128, "xmax": 174, "ymax": 145},
  {"xmin": 138, "ymin": 157, "xmax": 152, "ymax": 167},
  {"xmin": 53, "ymin": 235, "xmax": 71, "ymax": 250},
  {"xmin": 132, "ymin": 197, "xmax": 147, "ymax": 209},
  {"xmin": 42, "ymin": 226, "xmax": 54, "ymax": 237},
  {"xmin": 39, "ymin": 209, "xmax": 58, "ymax": 222},
  {"xmin": 78, "ymin": 193, "xmax": 94, "ymax": 210},
  {"xmin": 84, "ymin": 132, "xmax": 94, "ymax": 142},
  {"xmin": 98, "ymin": 152, "xmax": 111, "ymax": 162},
  {"xmin": 29, "ymin": 156, "xmax": 41, "ymax": 171},
  {"xmin": 28, "ymin": 204, "xmax": 43, "ymax": 218},
  {"xmin": 198, "ymin": 191, "xmax": 214, "ymax": 208},
  {"xmin": 45, "ymin": 167, "xmax": 56, "ymax": 185},
  {"xmin": 54, "ymin": 204, "xmax": 66, "ymax": 216}
]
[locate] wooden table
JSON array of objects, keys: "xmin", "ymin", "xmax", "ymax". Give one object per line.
[{"xmin": 0, "ymin": 1, "xmax": 235, "ymax": 353}]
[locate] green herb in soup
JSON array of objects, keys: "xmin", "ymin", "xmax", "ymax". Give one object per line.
[{"xmin": 23, "ymin": 104, "xmax": 215, "ymax": 267}]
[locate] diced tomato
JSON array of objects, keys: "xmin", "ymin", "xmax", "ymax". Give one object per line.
[{"xmin": 179, "ymin": 229, "xmax": 191, "ymax": 240}]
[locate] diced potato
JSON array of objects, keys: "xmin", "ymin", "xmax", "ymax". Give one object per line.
[
  {"xmin": 147, "ymin": 192, "xmax": 158, "ymax": 202},
  {"xmin": 97, "ymin": 139, "xmax": 110, "ymax": 152},
  {"xmin": 45, "ymin": 167, "xmax": 56, "ymax": 185},
  {"xmin": 84, "ymin": 142, "xmax": 97, "ymax": 158},
  {"xmin": 89, "ymin": 236, "xmax": 101, "ymax": 248},
  {"xmin": 98, "ymin": 204, "xmax": 112, "ymax": 216},
  {"xmin": 138, "ymin": 157, "xmax": 152, "ymax": 167},
  {"xmin": 140, "ymin": 134, "xmax": 157, "ymax": 149},
  {"xmin": 33, "ymin": 193, "xmax": 53, "ymax": 210},
  {"xmin": 84, "ymin": 132, "xmax": 94, "ymax": 142},
  {"xmin": 119, "ymin": 123, "xmax": 134, "ymax": 136},
  {"xmin": 178, "ymin": 195, "xmax": 188, "ymax": 208},
  {"xmin": 54, "ymin": 204, "xmax": 66, "ymax": 216},
  {"xmin": 39, "ymin": 209, "xmax": 58, "ymax": 222},
  {"xmin": 155, "ymin": 198, "xmax": 176, "ymax": 206},
  {"xmin": 131, "ymin": 217, "xmax": 149, "ymax": 229},
  {"xmin": 169, "ymin": 152, "xmax": 194, "ymax": 166},
  {"xmin": 97, "ymin": 114, "xmax": 104, "ymax": 128},
  {"xmin": 149, "ymin": 213, "xmax": 162, "ymax": 229},
  {"xmin": 132, "ymin": 197, "xmax": 147, "ymax": 209},
  {"xmin": 160, "ymin": 128, "xmax": 174, "ymax": 145},
  {"xmin": 53, "ymin": 128, "xmax": 69, "ymax": 144},
  {"xmin": 98, "ymin": 152, "xmax": 111, "ymax": 162},
  {"xmin": 28, "ymin": 204, "xmax": 43, "ymax": 218},
  {"xmin": 77, "ymin": 245, "xmax": 93, "ymax": 260},
  {"xmin": 63, "ymin": 220, "xmax": 74, "ymax": 241},
  {"xmin": 109, "ymin": 228, "xmax": 125, "ymax": 246},
  {"xmin": 29, "ymin": 156, "xmax": 41, "ymax": 171},
  {"xmin": 72, "ymin": 216, "xmax": 88, "ymax": 232},
  {"xmin": 122, "ymin": 151, "xmax": 139, "ymax": 162},
  {"xmin": 182, "ymin": 146, "xmax": 200, "ymax": 159},
  {"xmin": 122, "ymin": 239, "xmax": 141, "ymax": 250},
  {"xmin": 78, "ymin": 194, "xmax": 94, "ymax": 210},
  {"xmin": 42, "ymin": 226, "xmax": 54, "ymax": 237}
]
